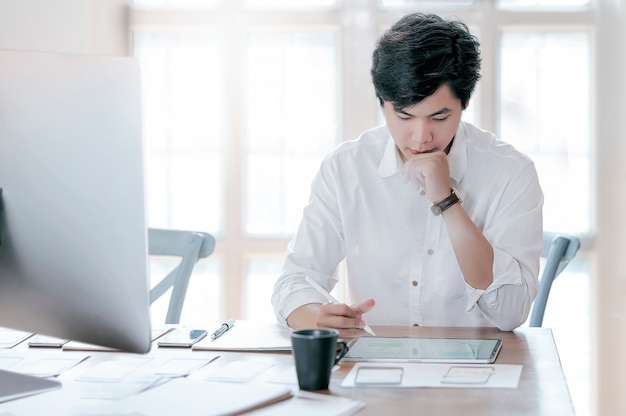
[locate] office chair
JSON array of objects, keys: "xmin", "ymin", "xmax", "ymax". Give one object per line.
[
  {"xmin": 529, "ymin": 231, "xmax": 581, "ymax": 327},
  {"xmin": 148, "ymin": 228, "xmax": 216, "ymax": 324}
]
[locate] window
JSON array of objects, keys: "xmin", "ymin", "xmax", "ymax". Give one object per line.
[
  {"xmin": 244, "ymin": 30, "xmax": 339, "ymax": 235},
  {"xmin": 500, "ymin": 30, "xmax": 591, "ymax": 233},
  {"xmin": 130, "ymin": 0, "xmax": 594, "ymax": 311},
  {"xmin": 130, "ymin": 1, "xmax": 344, "ymax": 323}
]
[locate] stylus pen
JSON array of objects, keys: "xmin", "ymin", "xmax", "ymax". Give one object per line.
[
  {"xmin": 211, "ymin": 318, "xmax": 235, "ymax": 340},
  {"xmin": 305, "ymin": 276, "xmax": 376, "ymax": 336}
]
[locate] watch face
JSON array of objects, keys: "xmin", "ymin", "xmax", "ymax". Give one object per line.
[{"xmin": 431, "ymin": 188, "xmax": 461, "ymax": 216}]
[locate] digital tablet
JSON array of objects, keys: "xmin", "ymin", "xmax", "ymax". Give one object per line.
[{"xmin": 344, "ymin": 337, "xmax": 503, "ymax": 364}]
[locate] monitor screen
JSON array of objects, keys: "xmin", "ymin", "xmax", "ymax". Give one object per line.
[{"xmin": 0, "ymin": 50, "xmax": 152, "ymax": 399}]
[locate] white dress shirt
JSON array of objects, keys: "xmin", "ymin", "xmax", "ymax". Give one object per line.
[{"xmin": 272, "ymin": 121, "xmax": 543, "ymax": 331}]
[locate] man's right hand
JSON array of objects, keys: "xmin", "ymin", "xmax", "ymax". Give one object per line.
[{"xmin": 286, "ymin": 298, "xmax": 375, "ymax": 338}]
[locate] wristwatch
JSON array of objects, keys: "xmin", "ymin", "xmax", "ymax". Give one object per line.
[{"xmin": 431, "ymin": 188, "xmax": 462, "ymax": 216}]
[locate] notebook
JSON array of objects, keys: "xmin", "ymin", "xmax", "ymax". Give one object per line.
[{"xmin": 192, "ymin": 321, "xmax": 292, "ymax": 352}]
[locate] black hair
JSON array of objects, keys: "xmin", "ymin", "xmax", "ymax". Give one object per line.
[{"xmin": 371, "ymin": 13, "xmax": 482, "ymax": 110}]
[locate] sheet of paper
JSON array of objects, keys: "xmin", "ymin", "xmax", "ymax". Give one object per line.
[
  {"xmin": 114, "ymin": 378, "xmax": 293, "ymax": 415},
  {"xmin": 0, "ymin": 351, "xmax": 90, "ymax": 377},
  {"xmin": 193, "ymin": 320, "xmax": 292, "ymax": 352},
  {"xmin": 76, "ymin": 374, "xmax": 165, "ymax": 400},
  {"xmin": 0, "ymin": 328, "xmax": 33, "ymax": 348},
  {"xmin": 341, "ymin": 362, "xmax": 522, "ymax": 388},
  {"xmin": 263, "ymin": 365, "xmax": 298, "ymax": 385},
  {"xmin": 17, "ymin": 356, "xmax": 89, "ymax": 377},
  {"xmin": 74, "ymin": 356, "xmax": 154, "ymax": 382},
  {"xmin": 246, "ymin": 390, "xmax": 365, "ymax": 416},
  {"xmin": 0, "ymin": 355, "xmax": 23, "ymax": 369},
  {"xmin": 154, "ymin": 355, "xmax": 219, "ymax": 377},
  {"xmin": 204, "ymin": 360, "xmax": 274, "ymax": 382}
]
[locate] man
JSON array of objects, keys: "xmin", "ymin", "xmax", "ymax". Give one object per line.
[{"xmin": 272, "ymin": 13, "xmax": 543, "ymax": 335}]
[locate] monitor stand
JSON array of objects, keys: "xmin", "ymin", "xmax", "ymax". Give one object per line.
[{"xmin": 0, "ymin": 369, "xmax": 61, "ymax": 403}]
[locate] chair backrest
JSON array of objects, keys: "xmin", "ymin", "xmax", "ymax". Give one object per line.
[
  {"xmin": 148, "ymin": 228, "xmax": 216, "ymax": 324},
  {"xmin": 529, "ymin": 231, "xmax": 581, "ymax": 327}
]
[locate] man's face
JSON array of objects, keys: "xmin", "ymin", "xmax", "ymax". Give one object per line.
[{"xmin": 383, "ymin": 84, "xmax": 465, "ymax": 162}]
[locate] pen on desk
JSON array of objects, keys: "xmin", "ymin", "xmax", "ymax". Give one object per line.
[
  {"xmin": 304, "ymin": 276, "xmax": 376, "ymax": 336},
  {"xmin": 211, "ymin": 318, "xmax": 235, "ymax": 340}
]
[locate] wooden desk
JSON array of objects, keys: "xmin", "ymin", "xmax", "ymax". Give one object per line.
[
  {"xmin": 210, "ymin": 326, "xmax": 573, "ymax": 415},
  {"xmin": 329, "ymin": 326, "xmax": 574, "ymax": 415},
  {"xmin": 0, "ymin": 326, "xmax": 573, "ymax": 415}
]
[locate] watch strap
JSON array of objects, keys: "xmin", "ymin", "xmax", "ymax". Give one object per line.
[{"xmin": 431, "ymin": 188, "xmax": 462, "ymax": 216}]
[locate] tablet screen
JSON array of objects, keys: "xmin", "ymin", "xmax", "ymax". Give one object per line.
[{"xmin": 344, "ymin": 337, "xmax": 502, "ymax": 363}]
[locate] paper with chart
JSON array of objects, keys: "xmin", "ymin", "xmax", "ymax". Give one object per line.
[{"xmin": 341, "ymin": 362, "xmax": 522, "ymax": 388}]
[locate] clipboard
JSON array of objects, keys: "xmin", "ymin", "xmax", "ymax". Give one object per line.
[{"xmin": 192, "ymin": 320, "xmax": 292, "ymax": 352}]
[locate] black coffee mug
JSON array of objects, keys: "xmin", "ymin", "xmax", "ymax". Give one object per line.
[{"xmin": 291, "ymin": 328, "xmax": 348, "ymax": 391}]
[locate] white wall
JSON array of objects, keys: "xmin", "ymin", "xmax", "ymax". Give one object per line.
[
  {"xmin": 1, "ymin": 1, "xmax": 625, "ymax": 414},
  {"xmin": 0, "ymin": 0, "xmax": 129, "ymax": 55},
  {"xmin": 595, "ymin": 1, "xmax": 626, "ymax": 414}
]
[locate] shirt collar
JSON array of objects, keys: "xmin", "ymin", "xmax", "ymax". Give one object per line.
[
  {"xmin": 377, "ymin": 133, "xmax": 402, "ymax": 178},
  {"xmin": 447, "ymin": 121, "xmax": 467, "ymax": 186},
  {"xmin": 377, "ymin": 121, "xmax": 468, "ymax": 186}
]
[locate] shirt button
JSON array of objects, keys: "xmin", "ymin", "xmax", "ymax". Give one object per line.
[
  {"xmin": 420, "ymin": 190, "xmax": 426, "ymax": 196},
  {"xmin": 412, "ymin": 280, "xmax": 418, "ymax": 287},
  {"xmin": 427, "ymin": 249, "xmax": 434, "ymax": 255}
]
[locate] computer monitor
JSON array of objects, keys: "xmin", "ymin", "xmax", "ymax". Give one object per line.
[{"xmin": 0, "ymin": 50, "xmax": 152, "ymax": 400}]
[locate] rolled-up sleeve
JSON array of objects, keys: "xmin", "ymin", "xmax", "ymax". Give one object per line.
[
  {"xmin": 464, "ymin": 162, "xmax": 543, "ymax": 331},
  {"xmin": 271, "ymin": 273, "xmax": 329, "ymax": 327}
]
